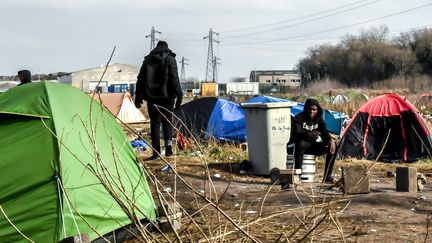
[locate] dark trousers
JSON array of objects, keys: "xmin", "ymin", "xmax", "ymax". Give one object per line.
[
  {"xmin": 147, "ymin": 100, "xmax": 175, "ymax": 155},
  {"xmin": 293, "ymin": 140, "xmax": 337, "ymax": 180}
]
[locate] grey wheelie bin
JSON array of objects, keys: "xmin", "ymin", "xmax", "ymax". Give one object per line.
[{"xmin": 240, "ymin": 102, "xmax": 296, "ymax": 175}]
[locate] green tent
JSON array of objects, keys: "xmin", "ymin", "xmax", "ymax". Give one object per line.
[{"xmin": 0, "ymin": 81, "xmax": 156, "ymax": 242}]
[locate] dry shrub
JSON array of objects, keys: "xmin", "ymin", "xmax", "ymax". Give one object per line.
[
  {"xmin": 371, "ymin": 75, "xmax": 432, "ymax": 93},
  {"xmin": 306, "ymin": 79, "xmax": 347, "ymax": 96}
]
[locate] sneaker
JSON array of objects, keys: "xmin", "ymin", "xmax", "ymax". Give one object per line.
[
  {"xmin": 161, "ymin": 165, "xmax": 171, "ymax": 174},
  {"xmin": 324, "ymin": 176, "xmax": 335, "ymax": 184},
  {"xmin": 165, "ymin": 144, "xmax": 173, "ymax": 157}
]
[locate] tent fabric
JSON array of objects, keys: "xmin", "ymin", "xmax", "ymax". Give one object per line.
[
  {"xmin": 91, "ymin": 92, "xmax": 147, "ymax": 124},
  {"xmin": 357, "ymin": 93, "xmax": 419, "ymax": 116},
  {"xmin": 354, "ymin": 93, "xmax": 369, "ymax": 101},
  {"xmin": 174, "ymin": 97, "xmax": 246, "ymax": 142},
  {"xmin": 92, "ymin": 93, "xmax": 124, "ymax": 115},
  {"xmin": 332, "ymin": 94, "xmax": 349, "ymax": 105},
  {"xmin": 174, "ymin": 97, "xmax": 218, "ymax": 139},
  {"xmin": 338, "ymin": 93, "xmax": 432, "ymax": 162},
  {"xmin": 246, "ymin": 95, "xmax": 347, "ymax": 135},
  {"xmin": 0, "ymin": 81, "xmax": 156, "ymax": 242},
  {"xmin": 206, "ymin": 99, "xmax": 246, "ymax": 142},
  {"xmin": 246, "ymin": 96, "xmax": 305, "ymax": 117}
]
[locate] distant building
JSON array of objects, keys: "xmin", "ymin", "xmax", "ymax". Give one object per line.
[
  {"xmin": 58, "ymin": 63, "xmax": 139, "ymax": 93},
  {"xmin": 250, "ymin": 70, "xmax": 301, "ymax": 87}
]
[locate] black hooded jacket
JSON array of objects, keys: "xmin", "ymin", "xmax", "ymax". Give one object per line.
[
  {"xmin": 289, "ymin": 98, "xmax": 331, "ymax": 144},
  {"xmin": 135, "ymin": 43, "xmax": 183, "ymax": 102}
]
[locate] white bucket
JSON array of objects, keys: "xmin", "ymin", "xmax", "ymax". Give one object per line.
[{"xmin": 286, "ymin": 154, "xmax": 316, "ymax": 182}]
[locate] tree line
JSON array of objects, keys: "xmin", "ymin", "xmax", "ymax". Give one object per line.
[{"xmin": 298, "ymin": 25, "xmax": 432, "ymax": 87}]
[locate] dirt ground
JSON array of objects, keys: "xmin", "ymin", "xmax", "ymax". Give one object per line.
[{"xmin": 137, "ymin": 145, "xmax": 432, "ymax": 242}]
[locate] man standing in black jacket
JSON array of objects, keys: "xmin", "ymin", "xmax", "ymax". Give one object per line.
[
  {"xmin": 135, "ymin": 41, "xmax": 183, "ymax": 160},
  {"xmin": 289, "ymin": 98, "xmax": 337, "ymax": 183}
]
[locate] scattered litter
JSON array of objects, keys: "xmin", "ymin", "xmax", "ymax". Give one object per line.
[
  {"xmin": 234, "ymin": 204, "xmax": 240, "ymax": 207},
  {"xmin": 411, "ymin": 208, "xmax": 416, "ymax": 211},
  {"xmin": 283, "ymin": 204, "xmax": 291, "ymax": 207},
  {"xmin": 245, "ymin": 210, "xmax": 257, "ymax": 214},
  {"xmin": 163, "ymin": 187, "xmax": 172, "ymax": 193},
  {"xmin": 214, "ymin": 173, "xmax": 221, "ymax": 178},
  {"xmin": 370, "ymin": 229, "xmax": 377, "ymax": 232},
  {"xmin": 161, "ymin": 165, "xmax": 171, "ymax": 173},
  {"xmin": 134, "ymin": 128, "xmax": 143, "ymax": 133},
  {"xmin": 191, "ymin": 151, "xmax": 204, "ymax": 157},
  {"xmin": 387, "ymin": 171, "xmax": 396, "ymax": 177},
  {"xmin": 131, "ymin": 139, "xmax": 149, "ymax": 151},
  {"xmin": 229, "ymin": 156, "xmax": 233, "ymax": 160},
  {"xmin": 199, "ymin": 190, "xmax": 205, "ymax": 194},
  {"xmin": 420, "ymin": 195, "xmax": 427, "ymax": 201},
  {"xmin": 375, "ymin": 179, "xmax": 380, "ymax": 183},
  {"xmin": 418, "ymin": 173, "xmax": 427, "ymax": 192},
  {"xmin": 239, "ymin": 160, "xmax": 252, "ymax": 175}
]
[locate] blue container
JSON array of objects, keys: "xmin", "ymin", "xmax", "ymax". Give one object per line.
[
  {"xmin": 108, "ymin": 85, "xmax": 115, "ymax": 93},
  {"xmin": 129, "ymin": 83, "xmax": 136, "ymax": 95}
]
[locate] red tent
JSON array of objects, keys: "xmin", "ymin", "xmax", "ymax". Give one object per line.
[{"xmin": 338, "ymin": 94, "xmax": 432, "ymax": 162}]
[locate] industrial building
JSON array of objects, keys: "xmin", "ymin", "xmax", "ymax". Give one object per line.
[
  {"xmin": 58, "ymin": 63, "xmax": 139, "ymax": 93},
  {"xmin": 249, "ymin": 70, "xmax": 301, "ymax": 86}
]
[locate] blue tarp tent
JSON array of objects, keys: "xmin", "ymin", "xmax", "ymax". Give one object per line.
[
  {"xmin": 246, "ymin": 95, "xmax": 347, "ymax": 135},
  {"xmin": 207, "ymin": 99, "xmax": 246, "ymax": 142},
  {"xmin": 174, "ymin": 97, "xmax": 246, "ymax": 142}
]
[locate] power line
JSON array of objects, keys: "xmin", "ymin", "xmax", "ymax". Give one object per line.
[
  {"xmin": 145, "ymin": 26, "xmax": 161, "ymax": 51},
  {"xmin": 220, "ymin": 24, "xmax": 432, "ymax": 52},
  {"xmin": 220, "ymin": 0, "xmax": 379, "ymax": 40},
  {"xmin": 221, "ymin": 43, "xmax": 311, "ymax": 52},
  {"xmin": 242, "ymin": 2, "xmax": 432, "ymax": 45},
  {"xmin": 220, "ymin": 0, "xmax": 376, "ymax": 33},
  {"xmin": 164, "ymin": 24, "xmax": 432, "ymax": 47}
]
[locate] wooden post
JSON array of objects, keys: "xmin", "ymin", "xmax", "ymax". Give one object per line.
[
  {"xmin": 396, "ymin": 167, "xmax": 417, "ymax": 192},
  {"xmin": 342, "ymin": 164, "xmax": 370, "ymax": 194}
]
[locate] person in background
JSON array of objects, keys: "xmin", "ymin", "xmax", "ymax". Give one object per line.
[
  {"xmin": 288, "ymin": 98, "xmax": 337, "ymax": 183},
  {"xmin": 134, "ymin": 41, "xmax": 183, "ymax": 160},
  {"xmin": 17, "ymin": 70, "xmax": 32, "ymax": 86}
]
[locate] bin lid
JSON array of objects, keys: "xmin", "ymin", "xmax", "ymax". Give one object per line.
[{"xmin": 239, "ymin": 101, "xmax": 296, "ymax": 109}]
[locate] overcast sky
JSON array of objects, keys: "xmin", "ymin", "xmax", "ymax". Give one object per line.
[{"xmin": 2, "ymin": 0, "xmax": 432, "ymax": 82}]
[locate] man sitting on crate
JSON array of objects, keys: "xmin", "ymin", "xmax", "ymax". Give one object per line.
[{"xmin": 288, "ymin": 98, "xmax": 337, "ymax": 183}]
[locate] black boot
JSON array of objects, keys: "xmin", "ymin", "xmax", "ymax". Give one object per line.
[{"xmin": 165, "ymin": 140, "xmax": 173, "ymax": 156}]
